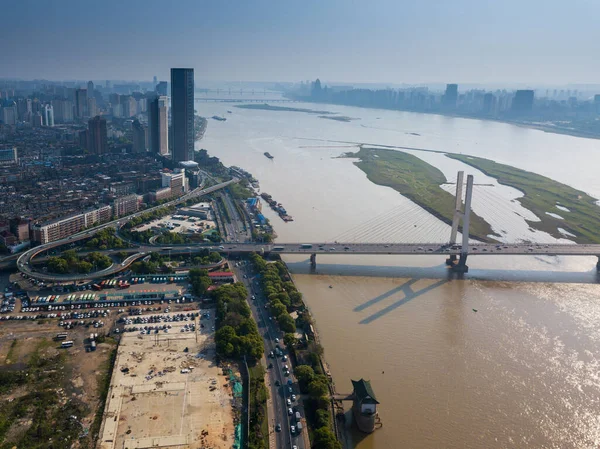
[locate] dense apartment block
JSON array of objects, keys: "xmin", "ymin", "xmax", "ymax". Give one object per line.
[
  {"xmin": 148, "ymin": 187, "xmax": 172, "ymax": 203},
  {"xmin": 0, "ymin": 146, "xmax": 18, "ymax": 165},
  {"xmin": 32, "ymin": 205, "xmax": 112, "ymax": 244},
  {"xmin": 113, "ymin": 194, "xmax": 139, "ymax": 217}
]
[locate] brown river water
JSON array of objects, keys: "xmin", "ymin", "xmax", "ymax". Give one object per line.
[{"xmin": 196, "ymin": 99, "xmax": 600, "ymax": 448}]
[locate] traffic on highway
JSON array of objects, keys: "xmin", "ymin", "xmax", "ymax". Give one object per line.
[
  {"xmin": 234, "ymin": 261, "xmax": 306, "ymax": 449},
  {"xmin": 14, "ymin": 179, "xmax": 238, "ymax": 281}
]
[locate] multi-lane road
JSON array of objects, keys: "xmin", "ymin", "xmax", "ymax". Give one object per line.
[
  {"xmin": 234, "ymin": 262, "xmax": 306, "ymax": 449},
  {"xmin": 219, "ymin": 192, "xmax": 252, "ymax": 243},
  {"xmin": 15, "ymin": 239, "xmax": 600, "ymax": 282},
  {"xmin": 13, "ymin": 179, "xmax": 238, "ymax": 280}
]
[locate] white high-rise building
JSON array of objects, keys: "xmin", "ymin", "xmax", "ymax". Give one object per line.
[
  {"xmin": 148, "ymin": 95, "xmax": 169, "ymax": 155},
  {"xmin": 158, "ymin": 96, "xmax": 168, "ymax": 155},
  {"xmin": 43, "ymin": 104, "xmax": 54, "ymax": 127},
  {"xmin": 2, "ymin": 104, "xmax": 17, "ymax": 125},
  {"xmin": 87, "ymin": 97, "xmax": 97, "ymax": 117}
]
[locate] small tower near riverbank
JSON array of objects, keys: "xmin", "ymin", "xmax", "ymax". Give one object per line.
[{"xmin": 351, "ymin": 378, "xmax": 381, "ymax": 433}]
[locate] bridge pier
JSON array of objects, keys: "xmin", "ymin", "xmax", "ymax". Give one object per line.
[
  {"xmin": 596, "ymin": 256, "xmax": 600, "ymax": 272},
  {"xmin": 445, "ymin": 254, "xmax": 457, "ymax": 266},
  {"xmin": 452, "ymin": 254, "xmax": 469, "ymax": 273},
  {"xmin": 310, "ymin": 253, "xmax": 317, "ymax": 270}
]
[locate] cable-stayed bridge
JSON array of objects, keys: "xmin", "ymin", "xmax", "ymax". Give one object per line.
[{"xmin": 13, "ymin": 172, "xmax": 600, "ymax": 281}]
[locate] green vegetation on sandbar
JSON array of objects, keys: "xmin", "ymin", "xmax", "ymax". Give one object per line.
[
  {"xmin": 235, "ymin": 103, "xmax": 333, "ymax": 114},
  {"xmin": 318, "ymin": 115, "xmax": 357, "ymax": 122},
  {"xmin": 345, "ymin": 147, "xmax": 497, "ymax": 241},
  {"xmin": 447, "ymin": 154, "xmax": 600, "ymax": 243}
]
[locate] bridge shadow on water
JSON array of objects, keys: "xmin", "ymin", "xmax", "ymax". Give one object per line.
[
  {"xmin": 357, "ymin": 278, "xmax": 449, "ymax": 324},
  {"xmin": 285, "ymin": 259, "xmax": 600, "ymax": 285}
]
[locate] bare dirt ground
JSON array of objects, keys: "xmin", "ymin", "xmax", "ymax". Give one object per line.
[
  {"xmin": 98, "ymin": 310, "xmax": 236, "ymax": 449},
  {"xmin": 0, "ymin": 318, "xmax": 117, "ymax": 448}
]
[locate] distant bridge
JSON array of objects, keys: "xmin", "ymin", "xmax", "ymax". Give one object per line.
[
  {"xmin": 195, "ymin": 98, "xmax": 297, "ymax": 103},
  {"xmin": 196, "ymin": 88, "xmax": 279, "ymax": 95}
]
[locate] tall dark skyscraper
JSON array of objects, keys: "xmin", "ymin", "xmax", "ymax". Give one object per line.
[
  {"xmin": 87, "ymin": 116, "xmax": 107, "ymax": 155},
  {"xmin": 443, "ymin": 84, "xmax": 458, "ymax": 109},
  {"xmin": 132, "ymin": 119, "xmax": 146, "ymax": 153},
  {"xmin": 75, "ymin": 88, "xmax": 88, "ymax": 118},
  {"xmin": 512, "ymin": 90, "xmax": 534, "ymax": 113},
  {"xmin": 170, "ymin": 68, "xmax": 194, "ymax": 162}
]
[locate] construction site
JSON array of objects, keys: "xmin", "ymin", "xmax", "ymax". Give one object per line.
[{"xmin": 97, "ymin": 310, "xmax": 241, "ymax": 449}]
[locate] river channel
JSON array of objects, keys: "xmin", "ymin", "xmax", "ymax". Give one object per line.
[{"xmin": 196, "ymin": 99, "xmax": 600, "ymax": 448}]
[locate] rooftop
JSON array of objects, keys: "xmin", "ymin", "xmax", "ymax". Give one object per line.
[{"xmin": 352, "ymin": 378, "xmax": 379, "ymax": 404}]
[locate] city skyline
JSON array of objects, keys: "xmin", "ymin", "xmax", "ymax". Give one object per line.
[{"xmin": 2, "ymin": 0, "xmax": 599, "ymax": 85}]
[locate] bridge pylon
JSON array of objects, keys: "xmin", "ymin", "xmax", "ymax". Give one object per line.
[{"xmin": 446, "ymin": 171, "xmax": 474, "ymax": 273}]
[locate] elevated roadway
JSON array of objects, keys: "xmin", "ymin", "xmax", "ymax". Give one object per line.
[
  {"xmin": 14, "ymin": 179, "xmax": 238, "ymax": 281},
  {"xmin": 16, "ymin": 240, "xmax": 600, "ymax": 282}
]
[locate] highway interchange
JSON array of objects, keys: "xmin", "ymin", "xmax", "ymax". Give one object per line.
[
  {"xmin": 8, "ymin": 168, "xmax": 600, "ymax": 283},
  {"xmin": 13, "ymin": 179, "xmax": 238, "ymax": 281},
  {"xmin": 14, "ymin": 240, "xmax": 600, "ymax": 282}
]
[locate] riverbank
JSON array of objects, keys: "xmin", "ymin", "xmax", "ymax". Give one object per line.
[
  {"xmin": 319, "ymin": 115, "xmax": 357, "ymax": 122},
  {"xmin": 289, "ymin": 97, "xmax": 600, "ymax": 141},
  {"xmin": 195, "ymin": 115, "xmax": 208, "ymax": 141},
  {"xmin": 343, "ymin": 146, "xmax": 497, "ymax": 242},
  {"xmin": 447, "ymin": 154, "xmax": 600, "ymax": 243},
  {"xmin": 235, "ymin": 103, "xmax": 335, "ymax": 114}
]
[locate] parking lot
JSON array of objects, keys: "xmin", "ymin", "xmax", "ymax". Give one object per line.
[
  {"xmin": 135, "ymin": 213, "xmax": 217, "ymax": 237},
  {"xmin": 6, "ymin": 276, "xmax": 186, "ymax": 311}
]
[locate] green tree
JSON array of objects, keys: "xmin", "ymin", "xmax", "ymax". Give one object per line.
[
  {"xmin": 308, "ymin": 377, "xmax": 329, "ymax": 399},
  {"xmin": 62, "ymin": 249, "xmax": 78, "ymax": 265},
  {"xmin": 289, "ymin": 290, "xmax": 303, "ymax": 305},
  {"xmin": 189, "ymin": 268, "xmax": 211, "ymax": 295},
  {"xmin": 294, "ymin": 365, "xmax": 315, "ymax": 391},
  {"xmin": 277, "ymin": 314, "xmax": 296, "ymax": 333},
  {"xmin": 209, "ymin": 251, "xmax": 222, "ymax": 263},
  {"xmin": 212, "ymin": 283, "xmax": 264, "ymax": 361},
  {"xmin": 315, "ymin": 408, "xmax": 330, "ymax": 429},
  {"xmin": 278, "ymin": 292, "xmax": 291, "ymax": 308},
  {"xmin": 283, "ymin": 333, "xmax": 297, "ymax": 349},
  {"xmin": 76, "ymin": 261, "xmax": 93, "ymax": 273},
  {"xmin": 313, "ymin": 427, "xmax": 341, "ymax": 449},
  {"xmin": 47, "ymin": 256, "xmax": 68, "ymax": 274},
  {"xmin": 270, "ymin": 301, "xmax": 287, "ymax": 318},
  {"xmin": 216, "ymin": 325, "xmax": 238, "ymax": 357}
]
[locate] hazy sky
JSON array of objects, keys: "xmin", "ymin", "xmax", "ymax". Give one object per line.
[{"xmin": 2, "ymin": 0, "xmax": 599, "ymax": 85}]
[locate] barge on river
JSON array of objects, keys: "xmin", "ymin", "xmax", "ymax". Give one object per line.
[{"xmin": 260, "ymin": 192, "xmax": 293, "ymax": 222}]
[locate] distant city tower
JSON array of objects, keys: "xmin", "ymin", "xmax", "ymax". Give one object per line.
[
  {"xmin": 512, "ymin": 90, "xmax": 534, "ymax": 113},
  {"xmin": 443, "ymin": 84, "xmax": 458, "ymax": 109},
  {"xmin": 87, "ymin": 116, "xmax": 108, "ymax": 155}
]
